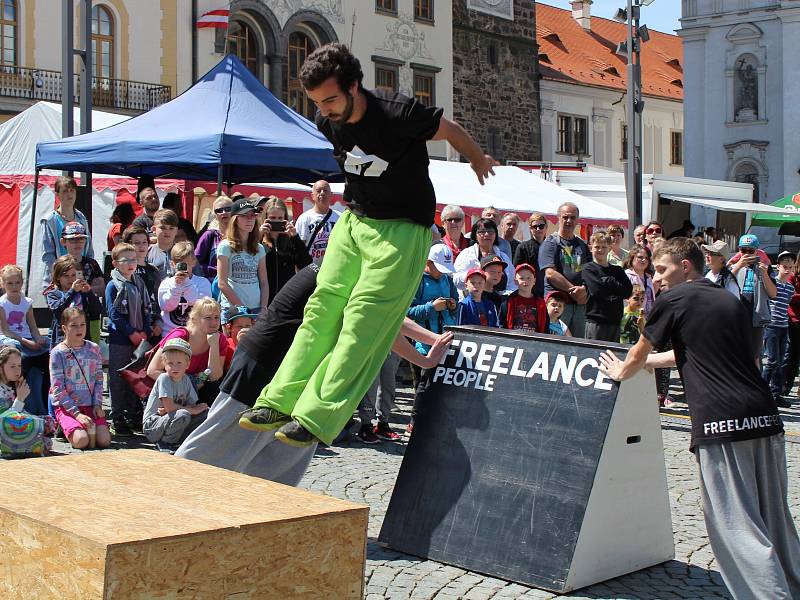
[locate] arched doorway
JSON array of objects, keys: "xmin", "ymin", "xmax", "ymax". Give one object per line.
[
  {"xmin": 228, "ymin": 19, "xmax": 260, "ymax": 77},
  {"xmin": 285, "ymin": 30, "xmax": 317, "ymax": 120}
]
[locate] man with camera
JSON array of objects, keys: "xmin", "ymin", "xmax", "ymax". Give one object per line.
[{"xmin": 294, "ymin": 179, "xmax": 341, "ymax": 266}]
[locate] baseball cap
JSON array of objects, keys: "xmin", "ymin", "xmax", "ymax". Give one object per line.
[
  {"xmin": 701, "ymin": 240, "xmax": 729, "ymax": 258},
  {"xmin": 230, "ymin": 198, "xmax": 260, "ymax": 216},
  {"xmin": 62, "ymin": 221, "xmax": 88, "ymax": 239},
  {"xmin": 162, "ymin": 338, "xmax": 192, "ymax": 358},
  {"xmin": 479, "ymin": 253, "xmax": 508, "ymax": 270},
  {"xmin": 222, "ymin": 305, "xmax": 258, "ymax": 325},
  {"xmin": 546, "ymin": 290, "xmax": 570, "ymax": 304},
  {"xmin": 427, "ymin": 243, "xmax": 455, "ymax": 274},
  {"xmin": 514, "ymin": 263, "xmax": 536, "ymax": 275},
  {"xmin": 738, "ymin": 234, "xmax": 760, "ymax": 249},
  {"xmin": 778, "ymin": 251, "xmax": 795, "ymax": 262},
  {"xmin": 465, "ymin": 267, "xmax": 487, "ymax": 281}
]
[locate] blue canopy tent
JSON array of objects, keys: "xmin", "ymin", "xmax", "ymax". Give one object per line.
[
  {"xmin": 29, "ymin": 54, "xmax": 341, "ymax": 292},
  {"xmin": 35, "ymin": 54, "xmax": 340, "ymax": 183}
]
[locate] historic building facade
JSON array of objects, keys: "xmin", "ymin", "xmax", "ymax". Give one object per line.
[
  {"xmin": 196, "ymin": 0, "xmax": 453, "ymax": 159},
  {"xmin": 536, "ymin": 1, "xmax": 684, "ymax": 176},
  {"xmin": 680, "ymin": 0, "xmax": 800, "ymax": 204},
  {"xmin": 451, "ymin": 0, "xmax": 541, "ymax": 163}
]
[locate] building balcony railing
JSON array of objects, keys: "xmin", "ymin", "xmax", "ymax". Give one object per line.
[{"xmin": 0, "ymin": 65, "xmax": 171, "ymax": 112}]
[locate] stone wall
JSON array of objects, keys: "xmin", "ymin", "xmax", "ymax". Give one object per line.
[{"xmin": 452, "ymin": 0, "xmax": 541, "ymax": 163}]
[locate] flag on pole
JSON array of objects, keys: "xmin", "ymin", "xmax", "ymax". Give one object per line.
[{"xmin": 197, "ymin": 7, "xmax": 230, "ymax": 29}]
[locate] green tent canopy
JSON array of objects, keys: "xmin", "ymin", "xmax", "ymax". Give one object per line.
[{"xmin": 752, "ymin": 192, "xmax": 800, "ymax": 227}]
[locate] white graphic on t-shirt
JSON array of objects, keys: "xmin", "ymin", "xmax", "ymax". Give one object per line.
[{"xmin": 344, "ymin": 145, "xmax": 389, "ymax": 177}]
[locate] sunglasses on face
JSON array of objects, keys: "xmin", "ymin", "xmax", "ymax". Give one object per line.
[
  {"xmin": 476, "ymin": 229, "xmax": 494, "ymax": 236},
  {"xmin": 214, "ymin": 206, "xmax": 232, "ymax": 214},
  {"xmin": 646, "ymin": 227, "xmax": 662, "ymax": 235},
  {"xmin": 531, "ymin": 223, "xmax": 547, "ymax": 230},
  {"xmin": 444, "ymin": 217, "xmax": 463, "ymax": 223}
]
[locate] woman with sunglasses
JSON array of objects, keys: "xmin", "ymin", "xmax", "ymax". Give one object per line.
[
  {"xmin": 453, "ymin": 218, "xmax": 516, "ymax": 293},
  {"xmin": 440, "ymin": 204, "xmax": 469, "ymax": 259},
  {"xmin": 643, "ymin": 221, "xmax": 665, "ymax": 249},
  {"xmin": 217, "ymin": 199, "xmax": 269, "ymax": 315},
  {"xmin": 512, "ymin": 212, "xmax": 548, "ymax": 298},
  {"xmin": 195, "ymin": 195, "xmax": 233, "ymax": 282}
]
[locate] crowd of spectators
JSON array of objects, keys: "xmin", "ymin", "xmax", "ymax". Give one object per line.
[{"xmin": 0, "ymin": 178, "xmax": 795, "ymax": 454}]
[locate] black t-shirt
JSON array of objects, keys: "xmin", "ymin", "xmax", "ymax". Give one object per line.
[
  {"xmin": 316, "ymin": 89, "xmax": 443, "ymax": 227},
  {"xmin": 513, "ymin": 238, "xmax": 544, "ymax": 298},
  {"xmin": 582, "ymin": 262, "xmax": 633, "ymax": 324},
  {"xmin": 220, "ymin": 264, "xmax": 318, "ymax": 405},
  {"xmin": 643, "ymin": 278, "xmax": 782, "ymax": 450}
]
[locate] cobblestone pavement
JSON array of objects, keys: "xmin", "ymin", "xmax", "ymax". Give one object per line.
[{"xmin": 51, "ymin": 383, "xmax": 800, "ymax": 600}]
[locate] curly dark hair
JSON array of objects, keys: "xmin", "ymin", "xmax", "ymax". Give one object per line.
[{"xmin": 299, "ymin": 43, "xmax": 363, "ymax": 93}]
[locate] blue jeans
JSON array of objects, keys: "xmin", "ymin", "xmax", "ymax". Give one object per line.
[{"xmin": 762, "ymin": 326, "xmax": 788, "ymax": 399}]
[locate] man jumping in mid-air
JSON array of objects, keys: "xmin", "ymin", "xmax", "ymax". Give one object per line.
[{"xmin": 239, "ymin": 43, "xmax": 495, "ymax": 446}]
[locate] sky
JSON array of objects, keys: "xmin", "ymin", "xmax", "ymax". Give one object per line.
[{"xmin": 541, "ymin": 1, "xmax": 682, "ymax": 34}]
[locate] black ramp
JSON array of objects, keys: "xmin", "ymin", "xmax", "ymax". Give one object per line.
[{"xmin": 379, "ymin": 326, "xmax": 621, "ymax": 592}]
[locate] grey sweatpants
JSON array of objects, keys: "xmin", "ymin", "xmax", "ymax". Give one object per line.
[
  {"xmin": 697, "ymin": 434, "xmax": 800, "ymax": 600},
  {"xmin": 143, "ymin": 409, "xmax": 206, "ymax": 445},
  {"xmin": 175, "ymin": 393, "xmax": 316, "ymax": 487},
  {"xmin": 357, "ymin": 352, "xmax": 401, "ymax": 425},
  {"xmin": 584, "ymin": 321, "xmax": 621, "ymax": 343}
]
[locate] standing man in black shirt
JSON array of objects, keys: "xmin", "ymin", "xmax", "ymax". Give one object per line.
[
  {"xmin": 240, "ymin": 43, "xmax": 496, "ymax": 446},
  {"xmin": 599, "ymin": 238, "xmax": 800, "ymax": 600}
]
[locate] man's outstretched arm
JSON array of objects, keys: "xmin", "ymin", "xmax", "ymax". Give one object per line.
[
  {"xmin": 432, "ymin": 117, "xmax": 497, "ymax": 185},
  {"xmin": 599, "ymin": 336, "xmax": 654, "ymax": 381}
]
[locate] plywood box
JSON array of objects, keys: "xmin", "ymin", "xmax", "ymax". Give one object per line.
[{"xmin": 0, "ymin": 450, "xmax": 368, "ymax": 599}]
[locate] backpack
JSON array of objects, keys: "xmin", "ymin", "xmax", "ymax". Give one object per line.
[{"xmin": 0, "ymin": 408, "xmax": 55, "ymax": 458}]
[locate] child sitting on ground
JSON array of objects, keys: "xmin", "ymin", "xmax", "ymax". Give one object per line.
[
  {"xmin": 48, "ymin": 307, "xmax": 110, "ymax": 450},
  {"xmin": 458, "ymin": 268, "xmax": 499, "ymax": 327},
  {"xmin": 546, "ymin": 291, "xmax": 572, "ymax": 336},
  {"xmin": 0, "ymin": 265, "xmax": 49, "ymax": 415},
  {"xmin": 142, "ymin": 337, "xmax": 208, "ymax": 453},
  {"xmin": 620, "ymin": 285, "xmax": 645, "ymax": 345},
  {"xmin": 499, "ymin": 263, "xmax": 548, "ymax": 332},
  {"xmin": 582, "ymin": 231, "xmax": 633, "ymax": 342},
  {"xmin": 158, "ymin": 241, "xmax": 212, "ymax": 334},
  {"xmin": 45, "ymin": 255, "xmax": 103, "ymax": 348},
  {"xmin": 0, "ymin": 345, "xmax": 29, "ymax": 412}
]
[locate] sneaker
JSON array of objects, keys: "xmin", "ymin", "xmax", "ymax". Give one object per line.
[
  {"xmin": 110, "ymin": 421, "xmax": 133, "ymax": 437},
  {"xmin": 357, "ymin": 423, "xmax": 380, "ymax": 444},
  {"xmin": 127, "ymin": 416, "xmax": 143, "ymax": 434},
  {"xmin": 156, "ymin": 441, "xmax": 179, "ymax": 454},
  {"xmin": 374, "ymin": 421, "xmax": 400, "ymax": 441},
  {"xmin": 275, "ymin": 420, "xmax": 318, "ymax": 447},
  {"xmin": 238, "ymin": 407, "xmax": 291, "ymax": 432}
]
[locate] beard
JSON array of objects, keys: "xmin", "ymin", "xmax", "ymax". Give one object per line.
[{"xmin": 327, "ymin": 91, "xmax": 355, "ymax": 123}]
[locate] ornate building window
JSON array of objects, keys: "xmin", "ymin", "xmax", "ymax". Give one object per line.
[
  {"xmin": 413, "ymin": 71, "xmax": 434, "ymax": 106},
  {"xmin": 228, "ymin": 20, "xmax": 259, "ymax": 77},
  {"xmin": 0, "ymin": 0, "xmax": 16, "ymax": 67},
  {"xmin": 415, "ymin": 0, "xmax": 434, "ymax": 23},
  {"xmin": 670, "ymin": 131, "xmax": 683, "ymax": 166},
  {"xmin": 375, "ymin": 64, "xmax": 398, "ymax": 93},
  {"xmin": 735, "ymin": 162, "xmax": 761, "ymax": 203},
  {"xmin": 376, "ymin": 0, "xmax": 398, "ymax": 16},
  {"xmin": 91, "ymin": 6, "xmax": 114, "ymax": 79},
  {"xmin": 558, "ymin": 114, "xmax": 588, "ymax": 155},
  {"xmin": 286, "ymin": 31, "xmax": 317, "ymax": 120}
]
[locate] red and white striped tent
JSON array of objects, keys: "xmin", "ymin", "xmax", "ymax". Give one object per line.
[{"xmin": 0, "ymin": 102, "xmax": 185, "ymax": 303}]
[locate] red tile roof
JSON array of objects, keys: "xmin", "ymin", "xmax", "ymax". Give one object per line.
[{"xmin": 536, "ymin": 3, "xmax": 683, "ymax": 101}]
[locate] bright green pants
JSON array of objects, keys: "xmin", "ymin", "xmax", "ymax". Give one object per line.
[{"xmin": 253, "ymin": 210, "xmax": 431, "ymax": 444}]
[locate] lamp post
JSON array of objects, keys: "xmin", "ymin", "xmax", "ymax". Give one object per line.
[{"xmin": 616, "ymin": 0, "xmax": 654, "ymax": 232}]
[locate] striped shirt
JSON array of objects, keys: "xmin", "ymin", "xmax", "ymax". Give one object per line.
[{"xmin": 769, "ymin": 280, "xmax": 793, "ymax": 328}]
